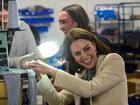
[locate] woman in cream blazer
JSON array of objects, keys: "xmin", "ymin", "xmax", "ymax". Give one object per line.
[{"xmin": 24, "ymin": 28, "xmax": 128, "ymax": 105}]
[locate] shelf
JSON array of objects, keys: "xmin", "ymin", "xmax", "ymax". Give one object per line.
[
  {"xmin": 96, "ymin": 20, "xmax": 118, "ymax": 24},
  {"xmin": 119, "ymin": 19, "xmax": 140, "ymax": 21},
  {"xmin": 124, "ymin": 54, "xmax": 140, "ymax": 59},
  {"xmin": 18, "ymin": 7, "xmax": 54, "ymax": 33},
  {"xmin": 95, "ymin": 2, "xmax": 140, "ymax": 73},
  {"xmin": 128, "ymin": 78, "xmax": 140, "ymax": 85},
  {"xmin": 120, "ymin": 34, "xmax": 140, "ymax": 39},
  {"xmin": 127, "ymin": 70, "xmax": 140, "ymax": 94}
]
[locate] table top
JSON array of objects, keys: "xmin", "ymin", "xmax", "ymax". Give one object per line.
[
  {"xmin": 0, "ymin": 68, "xmax": 33, "ymax": 79},
  {"xmin": 128, "ymin": 78, "xmax": 140, "ymax": 85}
]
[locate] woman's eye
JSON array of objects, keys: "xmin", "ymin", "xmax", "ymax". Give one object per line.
[
  {"xmin": 84, "ymin": 46, "xmax": 90, "ymax": 51},
  {"xmin": 61, "ymin": 22, "xmax": 65, "ymax": 24},
  {"xmin": 74, "ymin": 53, "xmax": 80, "ymax": 56},
  {"xmin": 73, "ymin": 52, "xmax": 80, "ymax": 56},
  {"xmin": 59, "ymin": 21, "xmax": 66, "ymax": 25},
  {"xmin": 61, "ymin": 21, "xmax": 67, "ymax": 24}
]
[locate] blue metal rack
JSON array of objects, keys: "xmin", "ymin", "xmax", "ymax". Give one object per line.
[
  {"xmin": 18, "ymin": 7, "xmax": 54, "ymax": 33},
  {"xmin": 94, "ymin": 2, "xmax": 140, "ymax": 73}
]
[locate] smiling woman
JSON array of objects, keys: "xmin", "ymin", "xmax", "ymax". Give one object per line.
[
  {"xmin": 58, "ymin": 4, "xmax": 113, "ymax": 75},
  {"xmin": 70, "ymin": 39, "xmax": 97, "ymax": 70},
  {"xmin": 63, "ymin": 27, "xmax": 112, "ymax": 73},
  {"xmin": 22, "ymin": 28, "xmax": 128, "ymax": 105}
]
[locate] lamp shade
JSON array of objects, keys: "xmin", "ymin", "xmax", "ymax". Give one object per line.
[{"xmin": 18, "ymin": 41, "xmax": 59, "ymax": 68}]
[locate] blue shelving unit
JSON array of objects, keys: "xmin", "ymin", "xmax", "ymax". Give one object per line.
[
  {"xmin": 19, "ymin": 6, "xmax": 54, "ymax": 33},
  {"xmin": 94, "ymin": 2, "xmax": 140, "ymax": 73}
]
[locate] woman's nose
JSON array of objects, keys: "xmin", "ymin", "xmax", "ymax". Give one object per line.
[
  {"xmin": 81, "ymin": 52, "xmax": 88, "ymax": 59},
  {"xmin": 59, "ymin": 24, "xmax": 64, "ymax": 30}
]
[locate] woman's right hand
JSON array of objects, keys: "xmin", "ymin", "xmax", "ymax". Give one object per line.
[{"xmin": 23, "ymin": 60, "xmax": 58, "ymax": 77}]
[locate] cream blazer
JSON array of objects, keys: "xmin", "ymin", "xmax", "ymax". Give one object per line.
[{"xmin": 37, "ymin": 53, "xmax": 128, "ymax": 105}]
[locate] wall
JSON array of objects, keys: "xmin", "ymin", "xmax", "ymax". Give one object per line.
[{"xmin": 17, "ymin": 0, "xmax": 140, "ymax": 44}]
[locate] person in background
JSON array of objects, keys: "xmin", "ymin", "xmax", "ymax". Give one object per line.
[
  {"xmin": 0, "ymin": 0, "xmax": 8, "ymax": 29},
  {"xmin": 58, "ymin": 4, "xmax": 113, "ymax": 75},
  {"xmin": 0, "ymin": 1, "xmax": 37, "ymax": 67},
  {"xmin": 0, "ymin": 2, "xmax": 37, "ymax": 104},
  {"xmin": 8, "ymin": 21, "xmax": 37, "ymax": 67},
  {"xmin": 23, "ymin": 28, "xmax": 128, "ymax": 105},
  {"xmin": 29, "ymin": 25, "xmax": 40, "ymax": 45},
  {"xmin": 58, "ymin": 4, "xmax": 93, "ymax": 35}
]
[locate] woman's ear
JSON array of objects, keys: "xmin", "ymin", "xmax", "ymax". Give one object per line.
[
  {"xmin": 92, "ymin": 42, "xmax": 97, "ymax": 52},
  {"xmin": 72, "ymin": 21, "xmax": 78, "ymax": 28}
]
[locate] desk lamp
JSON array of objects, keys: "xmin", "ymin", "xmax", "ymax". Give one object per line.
[{"xmin": 18, "ymin": 41, "xmax": 60, "ymax": 68}]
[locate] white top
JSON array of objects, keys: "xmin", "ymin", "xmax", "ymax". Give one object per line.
[{"xmin": 9, "ymin": 21, "xmax": 37, "ymax": 67}]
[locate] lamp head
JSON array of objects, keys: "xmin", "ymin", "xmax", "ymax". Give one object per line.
[
  {"xmin": 34, "ymin": 41, "xmax": 59, "ymax": 59},
  {"xmin": 18, "ymin": 41, "xmax": 60, "ymax": 68}
]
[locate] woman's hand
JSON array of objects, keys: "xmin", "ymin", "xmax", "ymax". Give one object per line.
[
  {"xmin": 23, "ymin": 60, "xmax": 58, "ymax": 77},
  {"xmin": 24, "ymin": 60, "xmax": 50, "ymax": 74}
]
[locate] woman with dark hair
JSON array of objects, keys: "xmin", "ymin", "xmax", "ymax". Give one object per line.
[
  {"xmin": 29, "ymin": 25, "xmax": 40, "ymax": 45},
  {"xmin": 59, "ymin": 4, "xmax": 93, "ymax": 34},
  {"xmin": 58, "ymin": 4, "xmax": 113, "ymax": 75},
  {"xmin": 23, "ymin": 28, "xmax": 128, "ymax": 105}
]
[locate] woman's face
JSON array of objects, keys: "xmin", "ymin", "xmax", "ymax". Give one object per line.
[
  {"xmin": 58, "ymin": 11, "xmax": 78, "ymax": 35},
  {"xmin": 71, "ymin": 39, "xmax": 97, "ymax": 69},
  {"xmin": 0, "ymin": 9, "xmax": 8, "ymax": 29}
]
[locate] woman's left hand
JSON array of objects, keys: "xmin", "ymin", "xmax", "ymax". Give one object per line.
[
  {"xmin": 25, "ymin": 60, "xmax": 49, "ymax": 74},
  {"xmin": 24, "ymin": 60, "xmax": 57, "ymax": 77}
]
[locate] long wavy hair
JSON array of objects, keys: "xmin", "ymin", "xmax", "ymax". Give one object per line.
[
  {"xmin": 63, "ymin": 28, "xmax": 112, "ymax": 73},
  {"xmin": 61, "ymin": 4, "xmax": 94, "ymax": 33}
]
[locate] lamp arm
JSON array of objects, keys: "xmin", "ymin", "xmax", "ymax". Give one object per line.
[{"xmin": 17, "ymin": 53, "xmax": 34, "ymax": 68}]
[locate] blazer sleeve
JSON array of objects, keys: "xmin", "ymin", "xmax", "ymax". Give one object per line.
[
  {"xmin": 37, "ymin": 75, "xmax": 74, "ymax": 105},
  {"xmin": 54, "ymin": 53, "xmax": 126, "ymax": 98}
]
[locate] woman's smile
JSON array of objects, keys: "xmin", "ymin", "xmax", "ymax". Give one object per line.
[{"xmin": 71, "ymin": 39, "xmax": 97, "ymax": 69}]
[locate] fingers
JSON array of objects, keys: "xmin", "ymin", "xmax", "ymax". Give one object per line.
[
  {"xmin": 22, "ymin": 61, "xmax": 31, "ymax": 69},
  {"xmin": 50, "ymin": 77, "xmax": 55, "ymax": 83},
  {"xmin": 22, "ymin": 60, "xmax": 38, "ymax": 69},
  {"xmin": 29, "ymin": 60, "xmax": 42, "ymax": 73},
  {"xmin": 23, "ymin": 60, "xmax": 48, "ymax": 74}
]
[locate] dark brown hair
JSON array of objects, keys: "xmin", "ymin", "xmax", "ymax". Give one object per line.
[
  {"xmin": 63, "ymin": 28, "xmax": 112, "ymax": 72},
  {"xmin": 61, "ymin": 4, "xmax": 93, "ymax": 33}
]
